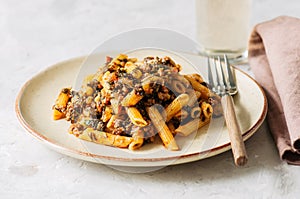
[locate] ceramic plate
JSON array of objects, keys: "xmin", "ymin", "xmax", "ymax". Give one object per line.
[{"xmin": 16, "ymin": 51, "xmax": 267, "ymax": 167}]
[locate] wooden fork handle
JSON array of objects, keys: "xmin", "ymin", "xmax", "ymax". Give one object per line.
[{"xmin": 221, "ymin": 94, "xmax": 248, "ymax": 166}]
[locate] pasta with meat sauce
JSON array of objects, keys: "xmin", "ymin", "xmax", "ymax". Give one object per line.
[{"xmin": 52, "ymin": 54, "xmax": 221, "ymax": 150}]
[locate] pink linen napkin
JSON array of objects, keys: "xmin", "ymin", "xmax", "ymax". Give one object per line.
[{"xmin": 248, "ymin": 16, "xmax": 300, "ymax": 165}]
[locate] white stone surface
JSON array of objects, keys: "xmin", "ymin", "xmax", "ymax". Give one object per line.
[{"xmin": 1, "ymin": 0, "xmax": 300, "ymax": 198}]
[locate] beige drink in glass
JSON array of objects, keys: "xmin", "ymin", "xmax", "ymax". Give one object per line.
[{"xmin": 196, "ymin": 0, "xmax": 251, "ymax": 62}]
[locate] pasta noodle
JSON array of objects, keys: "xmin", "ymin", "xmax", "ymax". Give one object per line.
[
  {"xmin": 53, "ymin": 88, "xmax": 71, "ymax": 120},
  {"xmin": 184, "ymin": 75, "xmax": 210, "ymax": 100},
  {"xmin": 201, "ymin": 101, "xmax": 213, "ymax": 119},
  {"xmin": 78, "ymin": 128, "xmax": 133, "ymax": 148},
  {"xmin": 147, "ymin": 106, "xmax": 179, "ymax": 150},
  {"xmin": 121, "ymin": 90, "xmax": 143, "ymax": 107},
  {"xmin": 174, "ymin": 109, "xmax": 189, "ymax": 120},
  {"xmin": 126, "ymin": 107, "xmax": 148, "ymax": 127},
  {"xmin": 175, "ymin": 117, "xmax": 210, "ymax": 136},
  {"xmin": 191, "ymin": 106, "xmax": 201, "ymax": 119},
  {"xmin": 53, "ymin": 54, "xmax": 217, "ymax": 151},
  {"xmin": 128, "ymin": 130, "xmax": 144, "ymax": 150},
  {"xmin": 107, "ymin": 115, "xmax": 117, "ymax": 128},
  {"xmin": 186, "ymin": 91, "xmax": 200, "ymax": 107},
  {"xmin": 167, "ymin": 121, "xmax": 176, "ymax": 135},
  {"xmin": 172, "ymin": 80, "xmax": 186, "ymax": 93},
  {"xmin": 141, "ymin": 75, "xmax": 163, "ymax": 94},
  {"xmin": 165, "ymin": 93, "xmax": 189, "ymax": 122}
]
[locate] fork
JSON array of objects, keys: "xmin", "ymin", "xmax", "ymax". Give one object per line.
[{"xmin": 207, "ymin": 55, "xmax": 248, "ymax": 166}]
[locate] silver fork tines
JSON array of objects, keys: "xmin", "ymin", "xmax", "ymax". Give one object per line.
[
  {"xmin": 224, "ymin": 55, "xmax": 237, "ymax": 94},
  {"xmin": 207, "ymin": 55, "xmax": 237, "ymax": 96}
]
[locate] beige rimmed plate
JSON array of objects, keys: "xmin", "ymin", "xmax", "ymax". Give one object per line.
[{"xmin": 16, "ymin": 52, "xmax": 267, "ymax": 167}]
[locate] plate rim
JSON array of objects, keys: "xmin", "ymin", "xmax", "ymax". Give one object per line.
[{"xmin": 15, "ymin": 55, "xmax": 268, "ymax": 164}]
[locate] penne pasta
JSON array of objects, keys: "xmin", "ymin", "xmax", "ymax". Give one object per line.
[
  {"xmin": 53, "ymin": 109, "xmax": 65, "ymax": 121},
  {"xmin": 107, "ymin": 115, "xmax": 117, "ymax": 128},
  {"xmin": 147, "ymin": 106, "xmax": 179, "ymax": 150},
  {"xmin": 114, "ymin": 135, "xmax": 133, "ymax": 148},
  {"xmin": 101, "ymin": 106, "xmax": 113, "ymax": 122},
  {"xmin": 195, "ymin": 90, "xmax": 202, "ymax": 99},
  {"xmin": 78, "ymin": 128, "xmax": 133, "ymax": 148},
  {"xmin": 174, "ymin": 109, "xmax": 189, "ymax": 120},
  {"xmin": 190, "ymin": 106, "xmax": 202, "ymax": 118},
  {"xmin": 201, "ymin": 101, "xmax": 213, "ymax": 119},
  {"xmin": 128, "ymin": 130, "xmax": 144, "ymax": 150},
  {"xmin": 121, "ymin": 90, "xmax": 143, "ymax": 106},
  {"xmin": 167, "ymin": 121, "xmax": 176, "ymax": 135},
  {"xmin": 184, "ymin": 75, "xmax": 210, "ymax": 100},
  {"xmin": 186, "ymin": 91, "xmax": 200, "ymax": 107},
  {"xmin": 175, "ymin": 117, "xmax": 210, "ymax": 136},
  {"xmin": 55, "ymin": 88, "xmax": 71, "ymax": 108},
  {"xmin": 172, "ymin": 80, "xmax": 186, "ymax": 93},
  {"xmin": 141, "ymin": 75, "xmax": 163, "ymax": 94},
  {"xmin": 124, "ymin": 61, "xmax": 143, "ymax": 79},
  {"xmin": 165, "ymin": 93, "xmax": 190, "ymax": 122},
  {"xmin": 53, "ymin": 88, "xmax": 71, "ymax": 120},
  {"xmin": 174, "ymin": 118, "xmax": 199, "ymax": 136},
  {"xmin": 186, "ymin": 74, "xmax": 204, "ymax": 83},
  {"xmin": 126, "ymin": 107, "xmax": 148, "ymax": 127}
]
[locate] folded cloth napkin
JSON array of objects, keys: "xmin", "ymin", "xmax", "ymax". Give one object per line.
[{"xmin": 248, "ymin": 16, "xmax": 300, "ymax": 165}]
